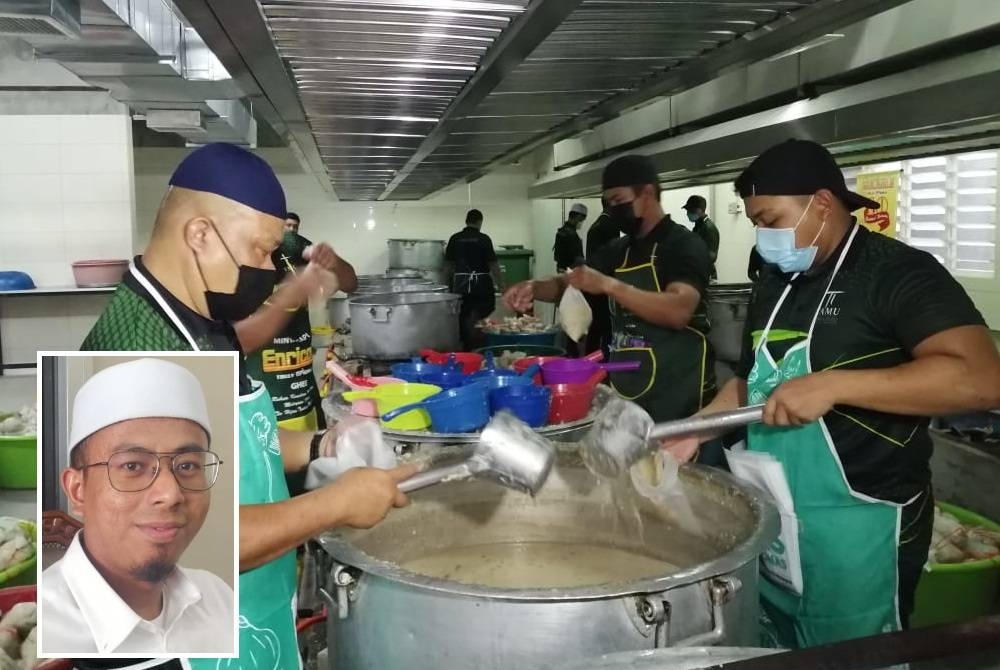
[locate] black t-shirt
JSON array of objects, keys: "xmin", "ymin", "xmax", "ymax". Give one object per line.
[
  {"xmin": 736, "ymin": 223, "xmax": 985, "ymax": 502},
  {"xmin": 585, "ymin": 213, "xmax": 620, "ymax": 260},
  {"xmin": 591, "ymin": 216, "xmax": 712, "ymax": 333},
  {"xmin": 554, "ymin": 224, "xmax": 584, "ymax": 271},
  {"xmin": 445, "ymin": 227, "xmax": 497, "ymax": 273}
]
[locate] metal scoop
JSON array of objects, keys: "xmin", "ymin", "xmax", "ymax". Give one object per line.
[
  {"xmin": 399, "ymin": 411, "xmax": 556, "ymax": 494},
  {"xmin": 581, "ymin": 396, "xmax": 765, "ymax": 477}
]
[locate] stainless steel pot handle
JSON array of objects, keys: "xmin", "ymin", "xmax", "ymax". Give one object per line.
[
  {"xmin": 672, "ymin": 576, "xmax": 742, "ymax": 647},
  {"xmin": 369, "ymin": 305, "xmax": 393, "ymax": 323},
  {"xmin": 318, "ymin": 563, "xmax": 360, "ymax": 620}
]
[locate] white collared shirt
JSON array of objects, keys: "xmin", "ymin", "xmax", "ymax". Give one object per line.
[{"xmin": 40, "ymin": 533, "xmax": 234, "ymax": 655}]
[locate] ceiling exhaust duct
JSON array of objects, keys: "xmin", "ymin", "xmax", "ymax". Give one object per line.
[{"xmin": 0, "ymin": 0, "xmax": 80, "ymax": 38}]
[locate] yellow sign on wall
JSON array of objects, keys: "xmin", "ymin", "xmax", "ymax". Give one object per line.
[{"xmin": 855, "ymin": 171, "xmax": 899, "ymax": 238}]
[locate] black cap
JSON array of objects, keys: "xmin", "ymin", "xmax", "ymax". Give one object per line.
[
  {"xmin": 602, "ymin": 154, "xmax": 659, "ymax": 191},
  {"xmin": 735, "ymin": 139, "xmax": 879, "ymax": 212},
  {"xmin": 683, "ymin": 195, "xmax": 707, "ymax": 211}
]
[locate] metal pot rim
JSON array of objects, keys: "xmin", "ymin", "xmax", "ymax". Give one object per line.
[
  {"xmin": 348, "ymin": 291, "xmax": 461, "ymax": 306},
  {"xmin": 317, "ymin": 465, "xmax": 780, "ymax": 602},
  {"xmin": 387, "ymin": 238, "xmax": 446, "ymax": 244}
]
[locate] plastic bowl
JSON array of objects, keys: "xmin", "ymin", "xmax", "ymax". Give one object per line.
[
  {"xmin": 484, "ymin": 331, "xmax": 560, "ymax": 348},
  {"xmin": 0, "ymin": 435, "xmax": 37, "ymax": 489},
  {"xmin": 422, "ymin": 351, "xmax": 484, "ymax": 374},
  {"xmin": 343, "ymin": 383, "xmax": 441, "ymax": 430},
  {"xmin": 0, "ymin": 585, "xmax": 72, "ymax": 669},
  {"xmin": 71, "ymin": 259, "xmax": 128, "ymax": 288},
  {"xmin": 513, "ymin": 356, "xmax": 562, "ymax": 384},
  {"xmin": 546, "ymin": 383, "xmax": 596, "ymax": 424},
  {"xmin": 490, "ymin": 385, "xmax": 552, "ymax": 427},
  {"xmin": 467, "ymin": 368, "xmax": 518, "ymax": 385},
  {"xmin": 419, "ymin": 385, "xmax": 490, "ymax": 433},
  {"xmin": 541, "ymin": 358, "xmax": 598, "ymax": 385},
  {"xmin": 0, "ymin": 271, "xmax": 35, "ymax": 291},
  {"xmin": 472, "ymin": 375, "xmax": 534, "ymax": 394},
  {"xmin": 419, "ymin": 368, "xmax": 469, "ymax": 390},
  {"xmin": 911, "ymin": 502, "xmax": 1000, "ymax": 628},
  {"xmin": 390, "ymin": 361, "xmax": 446, "ymax": 383}
]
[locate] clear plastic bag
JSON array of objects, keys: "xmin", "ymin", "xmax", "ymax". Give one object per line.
[
  {"xmin": 305, "ymin": 416, "xmax": 398, "ymax": 489},
  {"xmin": 558, "ymin": 285, "xmax": 593, "ymax": 342}
]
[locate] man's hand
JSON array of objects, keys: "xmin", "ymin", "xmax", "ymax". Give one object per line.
[
  {"xmin": 324, "ymin": 464, "xmax": 420, "ymax": 529},
  {"xmin": 566, "ymin": 266, "xmax": 612, "ymax": 295},
  {"xmin": 659, "ymin": 435, "xmax": 701, "ymax": 464},
  {"xmin": 764, "ymin": 370, "xmax": 841, "ymax": 426},
  {"xmin": 303, "ymin": 243, "xmax": 338, "ymax": 272},
  {"xmin": 503, "ymin": 281, "xmax": 535, "ymax": 313},
  {"xmin": 298, "ymin": 260, "xmax": 340, "ymax": 300}
]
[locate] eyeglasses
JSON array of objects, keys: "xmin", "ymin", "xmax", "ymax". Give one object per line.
[{"xmin": 81, "ymin": 450, "xmax": 223, "ymax": 492}]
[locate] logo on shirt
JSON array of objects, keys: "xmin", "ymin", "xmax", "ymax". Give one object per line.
[{"xmin": 818, "ymin": 291, "xmax": 844, "ymax": 324}]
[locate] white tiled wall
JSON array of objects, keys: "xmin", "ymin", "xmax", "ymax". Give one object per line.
[
  {"xmin": 0, "ymin": 114, "xmax": 135, "ymax": 287},
  {"xmin": 0, "ymin": 113, "xmax": 132, "ymax": 368},
  {"xmin": 133, "ymin": 147, "xmax": 534, "ymax": 276}
]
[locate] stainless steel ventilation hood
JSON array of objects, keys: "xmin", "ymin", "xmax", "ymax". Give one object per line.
[
  {"xmin": 528, "ymin": 43, "xmax": 1000, "ymax": 198},
  {"xmin": 0, "ymin": 0, "xmax": 255, "ymax": 145}
]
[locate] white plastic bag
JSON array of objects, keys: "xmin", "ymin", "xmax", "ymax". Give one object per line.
[
  {"xmin": 558, "ymin": 285, "xmax": 593, "ymax": 342},
  {"xmin": 305, "ymin": 417, "xmax": 398, "ymax": 489}
]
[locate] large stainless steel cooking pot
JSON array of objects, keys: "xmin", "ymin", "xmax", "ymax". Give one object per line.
[
  {"xmin": 327, "ymin": 292, "xmax": 350, "ymax": 329},
  {"xmin": 707, "ymin": 283, "xmax": 752, "ymax": 364},
  {"xmin": 348, "ymin": 291, "xmax": 461, "ymax": 360},
  {"xmin": 352, "ymin": 277, "xmax": 444, "ymax": 295},
  {"xmin": 316, "ymin": 447, "xmax": 779, "ymax": 670},
  {"xmin": 388, "ymin": 238, "xmax": 446, "ymax": 270}
]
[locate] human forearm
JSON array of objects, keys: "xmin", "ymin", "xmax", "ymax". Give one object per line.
[
  {"xmin": 240, "ymin": 492, "xmax": 345, "ymax": 571},
  {"xmin": 532, "ymin": 275, "xmax": 567, "ymax": 303},
  {"xmin": 333, "ymin": 256, "xmax": 357, "ymax": 293},
  {"xmin": 489, "ymin": 262, "xmax": 505, "ymax": 292},
  {"xmin": 279, "ymin": 427, "xmax": 314, "ymax": 473},
  {"xmin": 825, "ymin": 355, "xmax": 1000, "ymax": 416},
  {"xmin": 234, "ymin": 280, "xmax": 306, "ymax": 353}
]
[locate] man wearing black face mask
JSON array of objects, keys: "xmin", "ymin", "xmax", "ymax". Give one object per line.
[
  {"xmin": 504, "ymin": 154, "xmax": 718, "ymax": 444},
  {"xmin": 81, "ymin": 143, "xmax": 417, "ymax": 670}
]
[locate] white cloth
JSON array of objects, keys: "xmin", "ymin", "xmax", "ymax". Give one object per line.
[
  {"xmin": 569, "ymin": 202, "xmax": 588, "ymax": 216},
  {"xmin": 40, "ymin": 533, "xmax": 234, "ymax": 655},
  {"xmin": 69, "ymin": 358, "xmax": 212, "ymax": 454}
]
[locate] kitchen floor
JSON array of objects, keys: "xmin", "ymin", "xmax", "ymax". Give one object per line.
[{"xmin": 0, "ymin": 373, "xmax": 37, "ymax": 521}]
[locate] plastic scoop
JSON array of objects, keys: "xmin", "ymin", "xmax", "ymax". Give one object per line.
[
  {"xmin": 581, "ymin": 397, "xmax": 765, "ymax": 477},
  {"xmin": 399, "ymin": 412, "xmax": 555, "ymax": 494},
  {"xmin": 326, "ymin": 360, "xmax": 395, "ymax": 390}
]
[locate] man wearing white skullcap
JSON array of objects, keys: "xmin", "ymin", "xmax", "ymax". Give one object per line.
[{"xmin": 41, "ymin": 358, "xmax": 235, "ymax": 656}]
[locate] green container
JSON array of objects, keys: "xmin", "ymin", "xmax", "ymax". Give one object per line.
[
  {"xmin": 911, "ymin": 502, "xmax": 1000, "ymax": 628},
  {"xmin": 0, "ymin": 435, "xmax": 36, "ymax": 489},
  {"xmin": 496, "ymin": 249, "xmax": 534, "ymax": 285}
]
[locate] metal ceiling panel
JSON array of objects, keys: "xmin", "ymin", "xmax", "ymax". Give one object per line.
[{"xmin": 248, "ymin": 0, "xmax": 911, "ymax": 199}]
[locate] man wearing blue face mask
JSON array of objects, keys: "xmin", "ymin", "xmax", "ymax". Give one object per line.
[
  {"xmin": 682, "ymin": 195, "xmax": 719, "ymax": 281},
  {"xmin": 660, "ymin": 139, "xmax": 1000, "ymax": 649}
]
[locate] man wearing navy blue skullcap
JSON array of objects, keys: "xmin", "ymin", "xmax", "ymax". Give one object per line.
[{"xmin": 81, "ymin": 143, "xmax": 417, "ymax": 670}]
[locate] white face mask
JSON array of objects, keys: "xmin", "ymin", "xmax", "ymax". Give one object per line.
[{"xmin": 755, "ymin": 196, "xmax": 826, "ymax": 273}]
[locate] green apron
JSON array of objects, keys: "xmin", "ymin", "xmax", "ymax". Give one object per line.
[
  {"xmin": 745, "ymin": 224, "xmax": 907, "ymax": 648},
  {"xmin": 608, "ymin": 243, "xmax": 711, "ymax": 422},
  {"xmin": 89, "ymin": 263, "xmax": 300, "ymax": 669}
]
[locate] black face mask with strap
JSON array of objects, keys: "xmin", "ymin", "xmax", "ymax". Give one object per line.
[
  {"xmin": 607, "ymin": 201, "xmax": 643, "ymax": 238},
  {"xmin": 195, "ymin": 222, "xmax": 277, "ymax": 322}
]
